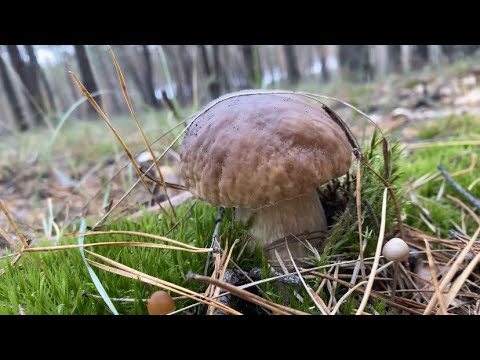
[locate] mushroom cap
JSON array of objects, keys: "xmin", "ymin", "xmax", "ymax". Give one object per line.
[
  {"xmin": 180, "ymin": 91, "xmax": 353, "ymax": 209},
  {"xmin": 382, "ymin": 237, "xmax": 410, "ymax": 262},
  {"xmin": 147, "ymin": 291, "xmax": 176, "ymax": 315}
]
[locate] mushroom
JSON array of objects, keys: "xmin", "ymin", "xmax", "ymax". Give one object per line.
[
  {"xmin": 382, "ymin": 237, "xmax": 410, "ymax": 301},
  {"xmin": 147, "ymin": 290, "xmax": 176, "ymax": 315},
  {"xmin": 180, "ymin": 91, "xmax": 353, "ymax": 267}
]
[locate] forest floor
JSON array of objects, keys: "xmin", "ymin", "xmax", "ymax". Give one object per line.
[{"xmin": 0, "ymin": 60, "xmax": 479, "ymax": 315}]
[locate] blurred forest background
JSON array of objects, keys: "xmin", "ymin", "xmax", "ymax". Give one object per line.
[{"xmin": 1, "ymin": 44, "xmax": 479, "ymax": 133}]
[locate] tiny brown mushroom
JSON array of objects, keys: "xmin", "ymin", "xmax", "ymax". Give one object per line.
[
  {"xmin": 180, "ymin": 91, "xmax": 353, "ymax": 267},
  {"xmin": 147, "ymin": 291, "xmax": 176, "ymax": 315}
]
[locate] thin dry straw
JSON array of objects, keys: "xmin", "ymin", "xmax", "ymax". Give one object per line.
[
  {"xmin": 187, "ymin": 272, "xmax": 309, "ymax": 315},
  {"xmin": 107, "ymin": 47, "xmax": 177, "ymax": 219},
  {"xmin": 0, "ymin": 199, "xmax": 29, "ymax": 248},
  {"xmin": 84, "ymin": 250, "xmax": 241, "ymax": 315},
  {"xmin": 423, "ymin": 238, "xmax": 448, "ymax": 314},
  {"xmin": 424, "ymin": 225, "xmax": 480, "ymax": 314},
  {"xmin": 356, "ymin": 188, "xmax": 389, "ymax": 315},
  {"xmin": 285, "ymin": 241, "xmax": 329, "ymax": 314},
  {"xmin": 0, "ymin": 227, "xmax": 22, "ymax": 253},
  {"xmin": 69, "ymin": 72, "xmax": 172, "ymax": 222}
]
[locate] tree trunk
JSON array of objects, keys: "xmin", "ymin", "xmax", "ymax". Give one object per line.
[
  {"xmin": 319, "ymin": 45, "xmax": 330, "ymax": 82},
  {"xmin": 283, "ymin": 45, "xmax": 300, "ymax": 84},
  {"xmin": 241, "ymin": 45, "xmax": 256, "ymax": 88},
  {"xmin": 115, "ymin": 46, "xmax": 149, "ymax": 104},
  {"xmin": 25, "ymin": 45, "xmax": 57, "ymax": 114},
  {"xmin": 141, "ymin": 45, "xmax": 161, "ymax": 109},
  {"xmin": 338, "ymin": 45, "xmax": 373, "ymax": 82},
  {"xmin": 428, "ymin": 45, "xmax": 442, "ymax": 66},
  {"xmin": 414, "ymin": 45, "xmax": 429, "ymax": 68},
  {"xmin": 73, "ymin": 45, "xmax": 102, "ymax": 116},
  {"xmin": 177, "ymin": 45, "xmax": 193, "ymax": 105},
  {"xmin": 401, "ymin": 45, "xmax": 412, "ymax": 73},
  {"xmin": 0, "ymin": 51, "xmax": 28, "ymax": 131},
  {"xmin": 198, "ymin": 45, "xmax": 221, "ymax": 99},
  {"xmin": 374, "ymin": 45, "xmax": 389, "ymax": 79},
  {"xmin": 388, "ymin": 45, "xmax": 401, "ymax": 72},
  {"xmin": 95, "ymin": 45, "xmax": 124, "ymax": 115},
  {"xmin": 6, "ymin": 45, "xmax": 45, "ymax": 125}
]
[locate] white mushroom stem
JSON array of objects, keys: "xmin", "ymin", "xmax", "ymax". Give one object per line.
[{"xmin": 235, "ymin": 190, "xmax": 328, "ymax": 266}]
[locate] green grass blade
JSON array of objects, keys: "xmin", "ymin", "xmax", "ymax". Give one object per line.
[{"xmin": 78, "ymin": 219, "xmax": 119, "ymax": 315}]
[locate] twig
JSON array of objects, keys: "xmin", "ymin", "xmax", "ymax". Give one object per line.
[
  {"xmin": 108, "ymin": 47, "xmax": 177, "ymax": 220},
  {"xmin": 0, "ymin": 199, "xmax": 29, "ymax": 248},
  {"xmin": 423, "ymin": 239, "xmax": 448, "ymax": 315},
  {"xmin": 424, "ymin": 225, "xmax": 480, "ymax": 314},
  {"xmin": 356, "ymin": 188, "xmax": 389, "ymax": 315},
  {"xmin": 438, "ymin": 164, "xmax": 480, "ymax": 210},
  {"xmin": 446, "ymin": 195, "xmax": 480, "ymax": 226},
  {"xmin": 187, "ymin": 272, "xmax": 309, "ymax": 315},
  {"xmin": 359, "ymin": 154, "xmax": 405, "ymax": 239},
  {"xmin": 355, "ymin": 157, "xmax": 367, "ymax": 281},
  {"xmin": 285, "ymin": 240, "xmax": 329, "ymax": 314},
  {"xmin": 203, "ymin": 207, "xmax": 225, "ymax": 275}
]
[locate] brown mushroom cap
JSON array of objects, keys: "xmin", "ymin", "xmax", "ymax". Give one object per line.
[{"xmin": 180, "ymin": 91, "xmax": 353, "ymax": 209}]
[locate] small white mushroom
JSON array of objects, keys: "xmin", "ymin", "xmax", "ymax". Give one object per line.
[
  {"xmin": 382, "ymin": 237, "xmax": 410, "ymax": 262},
  {"xmin": 382, "ymin": 237, "xmax": 409, "ymax": 302}
]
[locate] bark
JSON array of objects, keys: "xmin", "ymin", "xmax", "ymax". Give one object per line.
[
  {"xmin": 95, "ymin": 45, "xmax": 124, "ymax": 114},
  {"xmin": 319, "ymin": 45, "xmax": 330, "ymax": 82},
  {"xmin": 6, "ymin": 45, "xmax": 44, "ymax": 125},
  {"xmin": 73, "ymin": 45, "xmax": 102, "ymax": 115},
  {"xmin": 25, "ymin": 45, "xmax": 56, "ymax": 114},
  {"xmin": 241, "ymin": 45, "xmax": 256, "ymax": 88},
  {"xmin": 283, "ymin": 45, "xmax": 300, "ymax": 84},
  {"xmin": 141, "ymin": 45, "xmax": 162, "ymax": 109},
  {"xmin": 0, "ymin": 52, "xmax": 28, "ymax": 131},
  {"xmin": 338, "ymin": 45, "xmax": 373, "ymax": 82}
]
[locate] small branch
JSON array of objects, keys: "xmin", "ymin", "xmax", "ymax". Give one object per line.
[
  {"xmin": 203, "ymin": 207, "xmax": 225, "ymax": 276},
  {"xmin": 187, "ymin": 272, "xmax": 309, "ymax": 315},
  {"xmin": 161, "ymin": 90, "xmax": 181, "ymax": 120},
  {"xmin": 438, "ymin": 164, "xmax": 480, "ymax": 211}
]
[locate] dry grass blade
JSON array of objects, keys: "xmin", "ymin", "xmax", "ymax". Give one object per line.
[
  {"xmin": 424, "ymin": 225, "xmax": 480, "ymax": 314},
  {"xmin": 93, "ymin": 125, "xmax": 189, "ymax": 228},
  {"xmin": 69, "ymin": 72, "xmax": 171, "ymax": 222},
  {"xmin": 84, "ymin": 250, "xmax": 240, "ymax": 315},
  {"xmin": 444, "ymin": 252, "xmax": 480, "ymax": 309},
  {"xmin": 405, "ymin": 139, "xmax": 480, "ymax": 150},
  {"xmin": 86, "ymin": 259, "xmax": 240, "ymax": 315},
  {"xmin": 311, "ymin": 270, "xmax": 422, "ymax": 315},
  {"xmin": 188, "ymin": 272, "xmax": 309, "ymax": 315},
  {"xmin": 0, "ymin": 227, "xmax": 22, "ymax": 253},
  {"xmin": 206, "ymin": 239, "xmax": 239, "ymax": 315},
  {"xmin": 356, "ymin": 157, "xmax": 366, "ymax": 281},
  {"xmin": 0, "ymin": 199, "xmax": 29, "ymax": 248},
  {"xmin": 285, "ymin": 240, "xmax": 329, "ymax": 314},
  {"xmin": 423, "ymin": 238, "xmax": 448, "ymax": 314},
  {"xmin": 446, "ymin": 195, "xmax": 480, "ymax": 226},
  {"xmin": 72, "ymin": 230, "xmax": 204, "ymax": 250},
  {"xmin": 331, "ymin": 281, "xmax": 368, "ymax": 315},
  {"xmin": 107, "ymin": 47, "xmax": 177, "ymax": 220},
  {"xmin": 356, "ymin": 188, "xmax": 389, "ymax": 315},
  {"xmin": 24, "ymin": 241, "xmax": 211, "ymax": 253},
  {"xmin": 360, "ymin": 155, "xmax": 405, "ymax": 239}
]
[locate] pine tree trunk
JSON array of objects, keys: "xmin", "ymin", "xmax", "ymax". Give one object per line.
[
  {"xmin": 319, "ymin": 45, "xmax": 330, "ymax": 82},
  {"xmin": 141, "ymin": 45, "xmax": 161, "ymax": 109},
  {"xmin": 241, "ymin": 45, "xmax": 256, "ymax": 88},
  {"xmin": 6, "ymin": 45, "xmax": 44, "ymax": 125},
  {"xmin": 73, "ymin": 45, "xmax": 102, "ymax": 116},
  {"xmin": 283, "ymin": 45, "xmax": 300, "ymax": 84},
  {"xmin": 95, "ymin": 45, "xmax": 124, "ymax": 115},
  {"xmin": 338, "ymin": 45, "xmax": 372, "ymax": 82},
  {"xmin": 0, "ymin": 51, "xmax": 28, "ymax": 131},
  {"xmin": 25, "ymin": 45, "xmax": 56, "ymax": 114}
]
